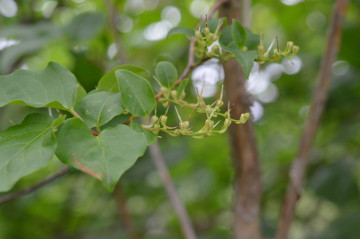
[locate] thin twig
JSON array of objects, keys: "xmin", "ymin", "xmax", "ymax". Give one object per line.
[
  {"xmin": 149, "ymin": 143, "xmax": 197, "ymax": 239},
  {"xmin": 275, "ymin": 1, "xmax": 349, "ymax": 238},
  {"xmin": 155, "ymin": 0, "xmax": 228, "ymax": 101},
  {"xmin": 104, "ymin": 0, "xmax": 127, "ymax": 63},
  {"xmin": 0, "ymin": 167, "xmax": 70, "ymax": 205},
  {"xmin": 113, "ymin": 183, "xmax": 141, "ymax": 239}
]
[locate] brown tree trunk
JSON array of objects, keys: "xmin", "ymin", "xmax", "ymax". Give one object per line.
[{"xmin": 219, "ymin": 1, "xmax": 262, "ymax": 239}]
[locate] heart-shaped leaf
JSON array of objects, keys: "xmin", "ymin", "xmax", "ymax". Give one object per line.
[
  {"xmin": 56, "ymin": 118, "xmax": 147, "ymax": 191},
  {"xmin": 0, "ymin": 62, "xmax": 79, "ymax": 110},
  {"xmin": 0, "ymin": 114, "xmax": 65, "ymax": 192},
  {"xmin": 75, "ymin": 91, "xmax": 124, "ymax": 129},
  {"xmin": 115, "ymin": 69, "xmax": 155, "ymax": 117}
]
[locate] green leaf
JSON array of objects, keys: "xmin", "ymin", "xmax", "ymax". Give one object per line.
[
  {"xmin": 167, "ymin": 26, "xmax": 194, "ymax": 38},
  {"xmin": 231, "ymin": 20, "xmax": 247, "ymax": 49},
  {"xmin": 155, "ymin": 61, "xmax": 178, "ymax": 89},
  {"xmin": 200, "ymin": 18, "xmax": 226, "ymax": 33},
  {"xmin": 219, "ymin": 26, "xmax": 238, "ymax": 52},
  {"xmin": 0, "ymin": 114, "xmax": 65, "ymax": 192},
  {"xmin": 0, "ymin": 62, "xmax": 79, "ymax": 110},
  {"xmin": 131, "ymin": 121, "xmax": 157, "ymax": 146},
  {"xmin": 98, "ymin": 65, "xmax": 151, "ymax": 93},
  {"xmin": 115, "ymin": 70, "xmax": 155, "ymax": 117},
  {"xmin": 64, "ymin": 12, "xmax": 104, "ymax": 41},
  {"xmin": 232, "ymin": 50, "xmax": 257, "ymax": 78},
  {"xmin": 176, "ymin": 79, "xmax": 189, "ymax": 95},
  {"xmin": 56, "ymin": 118, "xmax": 147, "ymax": 191},
  {"xmin": 75, "ymin": 91, "xmax": 124, "ymax": 129},
  {"xmin": 219, "ymin": 26, "xmax": 257, "ymax": 78},
  {"xmin": 245, "ymin": 28, "xmax": 260, "ymax": 50}
]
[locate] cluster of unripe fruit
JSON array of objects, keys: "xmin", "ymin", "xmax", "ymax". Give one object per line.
[
  {"xmin": 258, "ymin": 39, "xmax": 299, "ymax": 64},
  {"xmin": 194, "ymin": 25, "xmax": 221, "ymax": 59},
  {"xmin": 142, "ymin": 85, "xmax": 250, "ymax": 138}
]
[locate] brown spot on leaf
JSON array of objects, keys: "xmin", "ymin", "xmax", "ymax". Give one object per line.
[{"xmin": 73, "ymin": 159, "xmax": 101, "ymax": 180}]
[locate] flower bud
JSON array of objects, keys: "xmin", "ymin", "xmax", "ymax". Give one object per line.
[
  {"xmin": 161, "ymin": 86, "xmax": 170, "ymax": 98},
  {"xmin": 286, "ymin": 41, "xmax": 294, "ymax": 51},
  {"xmin": 205, "ymin": 119, "xmax": 214, "ymax": 129},
  {"xmin": 292, "ymin": 45, "xmax": 299, "ymax": 54},
  {"xmin": 151, "ymin": 115, "xmax": 159, "ymax": 125},
  {"xmin": 160, "ymin": 115, "xmax": 168, "ymax": 126},
  {"xmin": 171, "ymin": 90, "xmax": 178, "ymax": 99},
  {"xmin": 224, "ymin": 118, "xmax": 231, "ymax": 127},
  {"xmin": 258, "ymin": 44, "xmax": 264, "ymax": 53},
  {"xmin": 239, "ymin": 113, "xmax": 250, "ymax": 123},
  {"xmin": 205, "ymin": 105, "xmax": 213, "ymax": 116},
  {"xmin": 195, "ymin": 30, "xmax": 202, "ymax": 40},
  {"xmin": 203, "ymin": 27, "xmax": 210, "ymax": 36},
  {"xmin": 206, "ymin": 33, "xmax": 215, "ymax": 45},
  {"xmin": 180, "ymin": 121, "xmax": 189, "ymax": 130},
  {"xmin": 162, "ymin": 101, "xmax": 170, "ymax": 108},
  {"xmin": 212, "ymin": 44, "xmax": 220, "ymax": 54},
  {"xmin": 174, "ymin": 129, "xmax": 181, "ymax": 136},
  {"xmin": 153, "ymin": 123, "xmax": 160, "ymax": 134},
  {"xmin": 180, "ymin": 91, "xmax": 186, "ymax": 100},
  {"xmin": 224, "ymin": 111, "xmax": 230, "ymax": 119},
  {"xmin": 216, "ymin": 100, "xmax": 223, "ymax": 108}
]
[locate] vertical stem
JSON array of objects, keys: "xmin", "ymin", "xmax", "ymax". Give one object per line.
[
  {"xmin": 275, "ymin": 1, "xmax": 349, "ymax": 238},
  {"xmin": 219, "ymin": 1, "xmax": 262, "ymax": 239},
  {"xmin": 113, "ymin": 184, "xmax": 141, "ymax": 239},
  {"xmin": 104, "ymin": 0, "xmax": 127, "ymax": 63},
  {"xmin": 149, "ymin": 143, "xmax": 197, "ymax": 239}
]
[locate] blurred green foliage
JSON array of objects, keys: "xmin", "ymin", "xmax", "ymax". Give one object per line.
[{"xmin": 0, "ymin": 0, "xmax": 359, "ymax": 238}]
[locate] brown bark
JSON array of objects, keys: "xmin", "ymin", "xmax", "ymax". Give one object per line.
[
  {"xmin": 219, "ymin": 1, "xmax": 262, "ymax": 239},
  {"xmin": 275, "ymin": 0, "xmax": 349, "ymax": 238}
]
